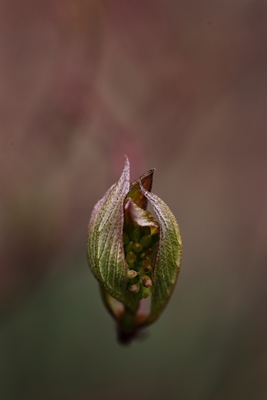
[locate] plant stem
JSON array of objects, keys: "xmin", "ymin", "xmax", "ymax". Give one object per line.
[{"xmin": 117, "ymin": 303, "xmax": 140, "ymax": 345}]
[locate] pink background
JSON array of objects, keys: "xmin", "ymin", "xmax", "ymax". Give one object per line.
[{"xmin": 0, "ymin": 1, "xmax": 267, "ymax": 399}]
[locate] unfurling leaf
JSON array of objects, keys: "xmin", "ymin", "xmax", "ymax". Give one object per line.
[{"xmin": 87, "ymin": 157, "xmax": 182, "ymax": 344}]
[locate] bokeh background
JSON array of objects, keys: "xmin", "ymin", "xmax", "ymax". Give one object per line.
[{"xmin": 1, "ymin": 1, "xmax": 267, "ymax": 399}]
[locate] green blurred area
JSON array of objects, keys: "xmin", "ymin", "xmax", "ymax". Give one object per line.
[
  {"xmin": 1, "ymin": 0, "xmax": 267, "ymax": 399},
  {"xmin": 0, "ymin": 256, "xmax": 265, "ymax": 400}
]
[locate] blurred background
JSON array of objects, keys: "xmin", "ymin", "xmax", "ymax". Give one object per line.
[{"xmin": 0, "ymin": 0, "xmax": 267, "ymax": 399}]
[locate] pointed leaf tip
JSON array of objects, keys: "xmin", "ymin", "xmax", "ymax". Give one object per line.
[{"xmin": 127, "ymin": 168, "xmax": 155, "ymax": 210}]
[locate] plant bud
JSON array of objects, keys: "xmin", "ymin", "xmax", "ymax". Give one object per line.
[
  {"xmin": 127, "ymin": 269, "xmax": 138, "ymax": 279},
  {"xmin": 87, "ymin": 156, "xmax": 182, "ymax": 344},
  {"xmin": 142, "ymin": 276, "xmax": 152, "ymax": 287}
]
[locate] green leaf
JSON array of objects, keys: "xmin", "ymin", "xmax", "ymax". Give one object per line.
[
  {"xmin": 138, "ymin": 181, "xmax": 182, "ymax": 325},
  {"xmin": 124, "ymin": 198, "xmax": 159, "ymax": 230},
  {"xmin": 87, "ymin": 157, "xmax": 137, "ymax": 310}
]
